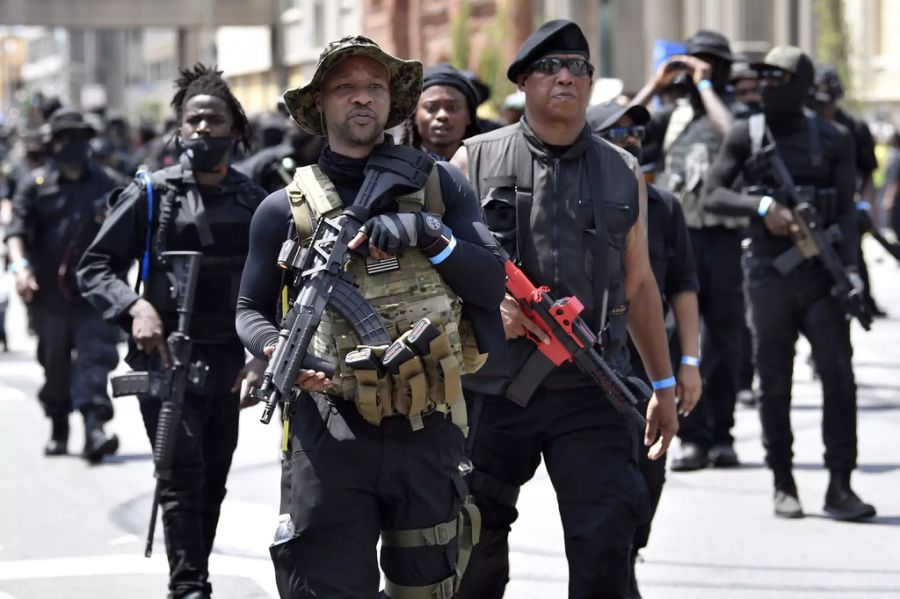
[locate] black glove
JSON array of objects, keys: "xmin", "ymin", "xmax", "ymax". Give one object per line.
[{"xmin": 361, "ymin": 211, "xmax": 448, "ymax": 256}]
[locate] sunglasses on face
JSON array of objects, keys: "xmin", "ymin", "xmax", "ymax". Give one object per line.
[
  {"xmin": 600, "ymin": 125, "xmax": 645, "ymax": 143},
  {"xmin": 757, "ymin": 68, "xmax": 790, "ymax": 86},
  {"xmin": 529, "ymin": 57, "xmax": 595, "ymax": 78}
]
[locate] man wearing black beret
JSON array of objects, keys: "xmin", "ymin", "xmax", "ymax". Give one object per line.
[{"xmin": 453, "ymin": 20, "xmax": 679, "ymax": 598}]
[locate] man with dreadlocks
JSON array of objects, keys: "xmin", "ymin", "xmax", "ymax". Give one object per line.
[
  {"xmin": 78, "ymin": 64, "xmax": 268, "ymax": 599},
  {"xmin": 399, "ymin": 63, "xmax": 482, "ymax": 160}
]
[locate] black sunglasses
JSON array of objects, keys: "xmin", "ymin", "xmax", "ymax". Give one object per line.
[
  {"xmin": 757, "ymin": 68, "xmax": 790, "ymax": 86},
  {"xmin": 601, "ymin": 125, "xmax": 645, "ymax": 143},
  {"xmin": 529, "ymin": 57, "xmax": 595, "ymax": 78}
]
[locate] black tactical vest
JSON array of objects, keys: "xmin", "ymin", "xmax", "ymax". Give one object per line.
[
  {"xmin": 661, "ymin": 104, "xmax": 747, "ymax": 229},
  {"xmin": 463, "ymin": 120, "xmax": 638, "ymax": 393},
  {"xmin": 142, "ymin": 156, "xmax": 264, "ymax": 343}
]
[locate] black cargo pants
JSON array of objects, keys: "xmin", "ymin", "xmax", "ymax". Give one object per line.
[
  {"xmin": 30, "ymin": 297, "xmax": 119, "ymax": 420},
  {"xmin": 457, "ymin": 386, "xmax": 649, "ymax": 599},
  {"xmin": 272, "ymin": 392, "xmax": 467, "ymax": 598},
  {"xmin": 678, "ymin": 227, "xmax": 744, "ymax": 449},
  {"xmin": 136, "ymin": 344, "xmax": 243, "ymax": 599},
  {"xmin": 743, "ymin": 254, "xmax": 858, "ymax": 474}
]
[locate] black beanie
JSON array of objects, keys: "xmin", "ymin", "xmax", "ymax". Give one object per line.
[{"xmin": 422, "ymin": 63, "xmax": 482, "ymax": 137}]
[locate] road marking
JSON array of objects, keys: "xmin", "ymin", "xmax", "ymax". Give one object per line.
[{"xmin": 0, "ymin": 554, "xmax": 277, "ymax": 598}]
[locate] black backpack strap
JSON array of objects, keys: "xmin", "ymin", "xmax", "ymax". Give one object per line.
[
  {"xmin": 587, "ymin": 140, "xmax": 610, "ymax": 330},
  {"xmin": 806, "ymin": 116, "xmax": 823, "ymax": 169}
]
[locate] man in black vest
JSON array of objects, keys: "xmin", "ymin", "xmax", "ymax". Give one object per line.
[
  {"xmin": 452, "ymin": 21, "xmax": 679, "ymax": 598},
  {"xmin": 589, "ymin": 100, "xmax": 701, "ymax": 599},
  {"xmin": 78, "ymin": 65, "xmax": 268, "ymax": 598},
  {"xmin": 5, "ymin": 109, "xmax": 121, "ymax": 462},
  {"xmin": 633, "ymin": 29, "xmax": 744, "ymax": 471},
  {"xmin": 704, "ymin": 47, "xmax": 875, "ymax": 522}
]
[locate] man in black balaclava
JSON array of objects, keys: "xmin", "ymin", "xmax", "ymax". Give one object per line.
[
  {"xmin": 632, "ymin": 29, "xmax": 746, "ymax": 472},
  {"xmin": 704, "ymin": 46, "xmax": 876, "ymax": 523},
  {"xmin": 4, "ymin": 108, "xmax": 122, "ymax": 462},
  {"xmin": 811, "ymin": 63, "xmax": 884, "ymax": 317}
]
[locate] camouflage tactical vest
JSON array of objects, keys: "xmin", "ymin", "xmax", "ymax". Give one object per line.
[{"xmin": 285, "ymin": 164, "xmax": 477, "ymax": 431}]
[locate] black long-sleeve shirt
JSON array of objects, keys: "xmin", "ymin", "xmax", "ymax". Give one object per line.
[
  {"xmin": 236, "ymin": 146, "xmax": 506, "ymax": 360},
  {"xmin": 703, "ymin": 113, "xmax": 858, "ymax": 266}
]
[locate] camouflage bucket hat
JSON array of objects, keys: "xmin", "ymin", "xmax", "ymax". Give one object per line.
[{"xmin": 283, "ymin": 35, "xmax": 423, "ymax": 136}]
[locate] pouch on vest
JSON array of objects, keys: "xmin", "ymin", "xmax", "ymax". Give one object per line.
[{"xmin": 346, "ymin": 344, "xmax": 393, "ymax": 426}]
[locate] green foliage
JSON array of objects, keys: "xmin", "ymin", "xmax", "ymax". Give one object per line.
[
  {"xmin": 478, "ymin": 2, "xmax": 515, "ymax": 113},
  {"xmin": 814, "ymin": 0, "xmax": 852, "ymax": 96},
  {"xmin": 450, "ymin": 0, "xmax": 473, "ymax": 71}
]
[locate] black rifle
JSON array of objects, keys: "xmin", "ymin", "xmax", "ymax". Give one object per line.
[
  {"xmin": 110, "ymin": 251, "xmax": 204, "ymax": 557},
  {"xmin": 755, "ymin": 145, "xmax": 873, "ymax": 330},
  {"xmin": 251, "ymin": 145, "xmax": 434, "ymax": 424},
  {"xmin": 856, "ymin": 207, "xmax": 900, "ymax": 263}
]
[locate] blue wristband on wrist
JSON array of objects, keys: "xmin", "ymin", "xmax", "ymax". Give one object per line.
[
  {"xmin": 651, "ymin": 376, "xmax": 677, "ymax": 391},
  {"xmin": 697, "ymin": 79, "xmax": 713, "ymax": 91},
  {"xmin": 681, "ymin": 355, "xmax": 700, "ymax": 366},
  {"xmin": 757, "ymin": 195, "xmax": 774, "ymax": 217},
  {"xmin": 8, "ymin": 258, "xmax": 29, "ymax": 273},
  {"xmin": 428, "ymin": 235, "xmax": 457, "ymax": 265}
]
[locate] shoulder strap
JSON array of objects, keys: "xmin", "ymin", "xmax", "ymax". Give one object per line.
[
  {"xmin": 663, "ymin": 102, "xmax": 694, "ymax": 154},
  {"xmin": 513, "ymin": 131, "xmax": 535, "ymax": 263},
  {"xmin": 422, "ymin": 165, "xmax": 444, "ymax": 217},
  {"xmin": 138, "ymin": 170, "xmax": 154, "ymax": 284},
  {"xmin": 286, "ymin": 164, "xmax": 343, "ymax": 243},
  {"xmin": 749, "ymin": 113, "xmax": 767, "ymax": 155},
  {"xmin": 587, "ymin": 140, "xmax": 610, "ymax": 330},
  {"xmin": 806, "ymin": 116, "xmax": 823, "ymax": 169}
]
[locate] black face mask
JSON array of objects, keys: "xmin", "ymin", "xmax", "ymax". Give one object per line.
[
  {"xmin": 182, "ymin": 136, "xmax": 233, "ymax": 172},
  {"xmin": 762, "ymin": 75, "xmax": 813, "ymax": 116},
  {"xmin": 54, "ymin": 139, "xmax": 90, "ymax": 167},
  {"xmin": 623, "ymin": 142, "xmax": 643, "ymax": 164},
  {"xmin": 26, "ymin": 150, "xmax": 45, "ymax": 163}
]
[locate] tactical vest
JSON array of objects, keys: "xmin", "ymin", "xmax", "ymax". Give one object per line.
[
  {"xmin": 140, "ymin": 158, "xmax": 263, "ymax": 344},
  {"xmin": 463, "ymin": 123, "xmax": 637, "ymax": 393},
  {"xmin": 662, "ymin": 102, "xmax": 748, "ymax": 230},
  {"xmin": 284, "ymin": 163, "xmax": 480, "ymax": 431}
]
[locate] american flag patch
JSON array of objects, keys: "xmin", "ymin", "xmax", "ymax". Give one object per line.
[{"xmin": 365, "ymin": 256, "xmax": 401, "ymax": 275}]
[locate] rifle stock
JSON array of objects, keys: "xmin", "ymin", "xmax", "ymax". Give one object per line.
[{"xmin": 503, "ymin": 258, "xmax": 648, "ymax": 429}]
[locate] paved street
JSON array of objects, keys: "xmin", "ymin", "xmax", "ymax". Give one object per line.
[{"xmin": 1, "ymin": 237, "xmax": 899, "ymax": 599}]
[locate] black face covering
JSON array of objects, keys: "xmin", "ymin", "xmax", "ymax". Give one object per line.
[
  {"xmin": 762, "ymin": 74, "xmax": 813, "ymax": 117},
  {"xmin": 623, "ymin": 142, "xmax": 642, "ymax": 163},
  {"xmin": 54, "ymin": 139, "xmax": 90, "ymax": 167},
  {"xmin": 26, "ymin": 150, "xmax": 45, "ymax": 163},
  {"xmin": 182, "ymin": 136, "xmax": 233, "ymax": 172}
]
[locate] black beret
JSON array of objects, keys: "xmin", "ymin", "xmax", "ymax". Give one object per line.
[{"xmin": 507, "ymin": 20, "xmax": 590, "ymax": 83}]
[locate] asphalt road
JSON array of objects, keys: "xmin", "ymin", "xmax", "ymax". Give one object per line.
[{"xmin": 1, "ymin": 238, "xmax": 899, "ymax": 599}]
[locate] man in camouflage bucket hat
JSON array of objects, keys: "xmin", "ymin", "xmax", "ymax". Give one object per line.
[
  {"xmin": 284, "ymin": 35, "xmax": 423, "ymax": 137},
  {"xmin": 237, "ymin": 33, "xmax": 507, "ymax": 599}
]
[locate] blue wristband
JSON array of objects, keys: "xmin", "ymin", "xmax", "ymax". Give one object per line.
[
  {"xmin": 8, "ymin": 257, "xmax": 29, "ymax": 273},
  {"xmin": 757, "ymin": 195, "xmax": 774, "ymax": 217},
  {"xmin": 697, "ymin": 79, "xmax": 713, "ymax": 91},
  {"xmin": 651, "ymin": 376, "xmax": 677, "ymax": 391},
  {"xmin": 427, "ymin": 235, "xmax": 457, "ymax": 265},
  {"xmin": 856, "ymin": 200, "xmax": 871, "ymax": 211},
  {"xmin": 681, "ymin": 355, "xmax": 700, "ymax": 366}
]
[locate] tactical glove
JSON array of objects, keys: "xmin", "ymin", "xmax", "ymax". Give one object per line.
[{"xmin": 361, "ymin": 211, "xmax": 449, "ymax": 257}]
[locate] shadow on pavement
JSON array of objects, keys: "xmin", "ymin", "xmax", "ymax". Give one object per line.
[
  {"xmin": 730, "ymin": 462, "xmax": 900, "ymax": 474},
  {"xmin": 104, "ymin": 452, "xmax": 154, "ymax": 464},
  {"xmin": 646, "ymin": 557, "xmax": 900, "ymax": 575}
]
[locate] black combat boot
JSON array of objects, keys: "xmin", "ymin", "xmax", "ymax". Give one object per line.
[
  {"xmin": 671, "ymin": 442, "xmax": 708, "ymax": 471},
  {"xmin": 82, "ymin": 409, "xmax": 119, "ymax": 464},
  {"xmin": 772, "ymin": 470, "xmax": 803, "ymax": 519},
  {"xmin": 44, "ymin": 415, "xmax": 69, "ymax": 456},
  {"xmin": 823, "ymin": 470, "xmax": 876, "ymax": 521}
]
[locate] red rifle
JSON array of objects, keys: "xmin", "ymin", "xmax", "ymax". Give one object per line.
[{"xmin": 504, "ymin": 259, "xmax": 648, "ymax": 429}]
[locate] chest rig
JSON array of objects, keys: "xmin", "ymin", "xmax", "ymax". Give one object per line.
[{"xmin": 284, "ymin": 163, "xmax": 476, "ymax": 432}]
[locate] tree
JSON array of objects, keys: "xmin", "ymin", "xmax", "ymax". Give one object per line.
[
  {"xmin": 450, "ymin": 0, "xmax": 473, "ymax": 70},
  {"xmin": 814, "ymin": 0, "xmax": 852, "ymax": 97}
]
